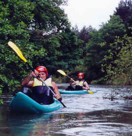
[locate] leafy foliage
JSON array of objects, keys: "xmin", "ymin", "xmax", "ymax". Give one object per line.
[
  {"xmin": 0, "ymin": 0, "xmax": 132, "ymax": 97},
  {"xmin": 114, "ymin": 0, "xmax": 132, "ymax": 36}
]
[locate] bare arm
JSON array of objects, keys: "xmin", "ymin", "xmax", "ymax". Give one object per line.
[
  {"xmin": 83, "ymin": 81, "xmax": 90, "ymax": 90},
  {"xmin": 70, "ymin": 78, "xmax": 76, "ymax": 86},
  {"xmin": 21, "ymin": 72, "xmax": 34, "ymax": 87},
  {"xmin": 21, "ymin": 69, "xmax": 40, "ymax": 87},
  {"xmin": 52, "ymin": 81, "xmax": 61, "ymax": 99}
]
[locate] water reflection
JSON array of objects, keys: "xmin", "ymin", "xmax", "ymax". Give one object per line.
[
  {"xmin": 8, "ymin": 113, "xmax": 65, "ymax": 136},
  {"xmin": 8, "ymin": 114, "xmax": 51, "ymax": 135},
  {"xmin": 55, "ymin": 110, "xmax": 132, "ymax": 136}
]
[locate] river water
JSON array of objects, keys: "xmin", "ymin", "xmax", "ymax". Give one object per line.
[{"xmin": 0, "ymin": 84, "xmax": 132, "ymax": 136}]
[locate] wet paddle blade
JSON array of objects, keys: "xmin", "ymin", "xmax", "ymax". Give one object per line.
[
  {"xmin": 88, "ymin": 90, "xmax": 94, "ymax": 94},
  {"xmin": 8, "ymin": 41, "xmax": 27, "ymax": 63},
  {"xmin": 57, "ymin": 70, "xmax": 67, "ymax": 76}
]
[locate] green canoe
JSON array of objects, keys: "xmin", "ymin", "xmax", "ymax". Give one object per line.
[{"xmin": 59, "ymin": 89, "xmax": 93, "ymax": 94}]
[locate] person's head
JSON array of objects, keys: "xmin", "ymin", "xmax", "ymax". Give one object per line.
[
  {"xmin": 77, "ymin": 72, "xmax": 84, "ymax": 80},
  {"xmin": 35, "ymin": 66, "xmax": 48, "ymax": 80}
]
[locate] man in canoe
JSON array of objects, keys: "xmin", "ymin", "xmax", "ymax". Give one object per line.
[
  {"xmin": 66, "ymin": 72, "xmax": 90, "ymax": 91},
  {"xmin": 21, "ymin": 66, "xmax": 62, "ymax": 105}
]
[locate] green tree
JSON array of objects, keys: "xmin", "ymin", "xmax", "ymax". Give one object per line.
[
  {"xmin": 103, "ymin": 35, "xmax": 132, "ymax": 85},
  {"xmin": 85, "ymin": 15, "xmax": 127, "ymax": 83},
  {"xmin": 0, "ymin": 0, "xmax": 35, "ymax": 94},
  {"xmin": 114, "ymin": 0, "xmax": 132, "ymax": 36},
  {"xmin": 0, "ymin": 0, "xmax": 69, "ymax": 94},
  {"xmin": 58, "ymin": 28, "xmax": 84, "ymax": 72}
]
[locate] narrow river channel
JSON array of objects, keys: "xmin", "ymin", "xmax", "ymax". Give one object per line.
[{"xmin": 0, "ymin": 84, "xmax": 132, "ymax": 136}]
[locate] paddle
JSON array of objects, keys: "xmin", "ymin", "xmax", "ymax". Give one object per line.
[
  {"xmin": 57, "ymin": 69, "xmax": 94, "ymax": 94},
  {"xmin": 57, "ymin": 70, "xmax": 75, "ymax": 81},
  {"xmin": 7, "ymin": 41, "xmax": 66, "ymax": 107}
]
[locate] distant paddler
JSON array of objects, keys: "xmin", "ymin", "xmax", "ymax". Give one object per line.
[{"xmin": 57, "ymin": 70, "xmax": 93, "ymax": 94}]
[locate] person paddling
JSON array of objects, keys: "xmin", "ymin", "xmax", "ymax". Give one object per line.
[
  {"xmin": 66, "ymin": 72, "xmax": 90, "ymax": 91},
  {"xmin": 21, "ymin": 66, "xmax": 62, "ymax": 105}
]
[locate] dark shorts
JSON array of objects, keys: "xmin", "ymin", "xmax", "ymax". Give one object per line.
[{"xmin": 66, "ymin": 85, "xmax": 83, "ymax": 91}]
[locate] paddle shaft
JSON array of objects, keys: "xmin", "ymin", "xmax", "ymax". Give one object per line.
[
  {"xmin": 65, "ymin": 75, "xmax": 75, "ymax": 82},
  {"xmin": 57, "ymin": 70, "xmax": 75, "ymax": 82}
]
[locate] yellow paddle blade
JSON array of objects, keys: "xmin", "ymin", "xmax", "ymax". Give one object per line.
[
  {"xmin": 88, "ymin": 90, "xmax": 94, "ymax": 94},
  {"xmin": 57, "ymin": 69, "xmax": 67, "ymax": 76},
  {"xmin": 8, "ymin": 41, "xmax": 27, "ymax": 63}
]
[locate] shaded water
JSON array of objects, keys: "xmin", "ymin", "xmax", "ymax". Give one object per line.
[{"xmin": 0, "ymin": 85, "xmax": 132, "ymax": 136}]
